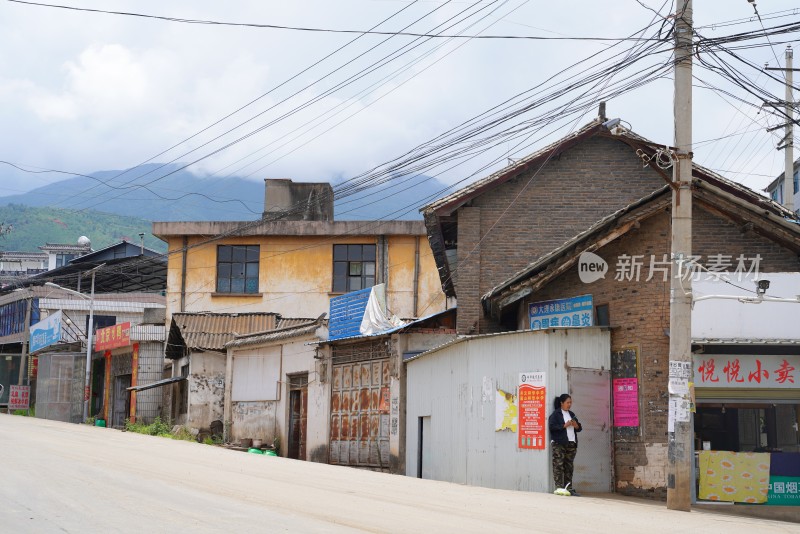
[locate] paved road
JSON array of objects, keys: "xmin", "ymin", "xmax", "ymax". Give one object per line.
[{"xmin": 0, "ymin": 415, "xmax": 795, "ymax": 533}]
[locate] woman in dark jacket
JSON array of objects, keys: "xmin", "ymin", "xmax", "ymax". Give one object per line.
[{"xmin": 549, "ymin": 393, "xmax": 582, "ymax": 495}]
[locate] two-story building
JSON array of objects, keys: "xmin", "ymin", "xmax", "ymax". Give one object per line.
[{"xmin": 153, "ymin": 179, "xmax": 447, "ymax": 461}]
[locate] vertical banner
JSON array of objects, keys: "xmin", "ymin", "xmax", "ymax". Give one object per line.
[
  {"xmin": 129, "ymin": 343, "xmax": 139, "ymax": 423},
  {"xmin": 612, "ymin": 377, "xmax": 639, "ymax": 427},
  {"xmin": 103, "ymin": 351, "xmax": 112, "ymax": 423},
  {"xmin": 518, "ymin": 372, "xmax": 546, "ymax": 449}
]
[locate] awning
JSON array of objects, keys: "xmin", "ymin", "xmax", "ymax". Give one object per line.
[{"xmin": 126, "ymin": 376, "xmax": 186, "ymax": 392}]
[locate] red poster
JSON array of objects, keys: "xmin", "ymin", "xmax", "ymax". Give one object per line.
[
  {"xmin": 94, "ymin": 322, "xmax": 131, "ymax": 351},
  {"xmin": 613, "ymin": 378, "xmax": 639, "ymax": 427},
  {"xmin": 9, "ymin": 385, "xmax": 30, "ymax": 410},
  {"xmin": 518, "ymin": 372, "xmax": 547, "ymax": 449}
]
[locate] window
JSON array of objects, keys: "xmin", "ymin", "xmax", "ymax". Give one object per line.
[
  {"xmin": 794, "ymin": 170, "xmax": 799, "ymax": 195},
  {"xmin": 332, "ymin": 244, "xmax": 376, "ymax": 293},
  {"xmin": 56, "ymin": 253, "xmax": 76, "ymax": 267},
  {"xmin": 86, "ymin": 315, "xmax": 116, "ymax": 335},
  {"xmin": 232, "ymin": 348, "xmax": 280, "ymax": 401},
  {"xmin": 595, "ymin": 304, "xmax": 610, "ymax": 327},
  {"xmin": 216, "ymin": 245, "xmax": 259, "ymax": 294}
]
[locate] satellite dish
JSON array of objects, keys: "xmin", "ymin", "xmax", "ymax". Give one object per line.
[{"xmin": 77, "ymin": 236, "xmax": 91, "ymax": 246}]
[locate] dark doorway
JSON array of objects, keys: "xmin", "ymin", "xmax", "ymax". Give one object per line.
[
  {"xmin": 288, "ymin": 373, "xmax": 308, "ymax": 460},
  {"xmin": 112, "ymin": 374, "xmax": 131, "ymax": 428}
]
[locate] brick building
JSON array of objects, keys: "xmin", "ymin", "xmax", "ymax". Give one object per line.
[{"xmin": 420, "ymin": 116, "xmax": 800, "ymax": 499}]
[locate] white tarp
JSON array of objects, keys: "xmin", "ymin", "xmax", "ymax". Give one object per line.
[{"xmin": 359, "ymin": 284, "xmax": 403, "ymax": 335}]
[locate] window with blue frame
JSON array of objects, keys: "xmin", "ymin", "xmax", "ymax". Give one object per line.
[{"xmin": 216, "ymin": 245, "xmax": 260, "ymax": 294}]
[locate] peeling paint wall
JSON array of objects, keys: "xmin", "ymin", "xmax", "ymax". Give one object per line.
[
  {"xmin": 616, "ymin": 443, "xmax": 668, "ymax": 497},
  {"xmin": 163, "ymin": 234, "xmax": 445, "ymax": 321},
  {"xmin": 226, "ymin": 336, "xmax": 330, "ymax": 461},
  {"xmin": 188, "ymin": 351, "xmax": 225, "ymax": 430}
]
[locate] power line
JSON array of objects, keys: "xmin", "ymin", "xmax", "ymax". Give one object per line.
[
  {"xmin": 46, "ymin": 0, "xmax": 426, "ymax": 211},
  {"xmin": 66, "ymin": 0, "xmax": 504, "ymax": 213},
  {"xmin": 6, "ymin": 0, "xmax": 664, "ymax": 41}
]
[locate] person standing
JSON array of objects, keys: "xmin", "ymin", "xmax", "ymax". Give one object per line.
[{"xmin": 549, "ymin": 393, "xmax": 582, "ymax": 496}]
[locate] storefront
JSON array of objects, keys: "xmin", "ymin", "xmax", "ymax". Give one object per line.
[
  {"xmin": 691, "ymin": 274, "xmax": 800, "ymax": 506},
  {"xmin": 95, "ymin": 322, "xmax": 166, "ymax": 428}
]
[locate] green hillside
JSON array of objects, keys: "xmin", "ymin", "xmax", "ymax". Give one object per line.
[{"xmin": 0, "ymin": 204, "xmax": 166, "ymax": 253}]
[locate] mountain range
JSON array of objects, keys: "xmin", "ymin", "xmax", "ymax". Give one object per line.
[{"xmin": 0, "ymin": 164, "xmax": 453, "ymax": 252}]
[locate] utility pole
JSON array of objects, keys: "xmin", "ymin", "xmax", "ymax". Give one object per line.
[
  {"xmin": 667, "ymin": 0, "xmax": 694, "ymax": 512},
  {"xmin": 17, "ymin": 292, "xmax": 33, "ymax": 386},
  {"xmin": 83, "ymin": 270, "xmax": 97, "ymax": 422},
  {"xmin": 766, "ymin": 46, "xmax": 797, "ymax": 214},
  {"xmin": 783, "ymin": 46, "xmax": 794, "ymax": 214}
]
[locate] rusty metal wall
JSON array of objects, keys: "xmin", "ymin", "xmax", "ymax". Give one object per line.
[
  {"xmin": 405, "ymin": 327, "xmax": 610, "ymax": 493},
  {"xmin": 330, "ymin": 340, "xmax": 391, "ymax": 470}
]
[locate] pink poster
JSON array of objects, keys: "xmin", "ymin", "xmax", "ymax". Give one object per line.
[{"xmin": 613, "ymin": 378, "xmax": 639, "ymax": 427}]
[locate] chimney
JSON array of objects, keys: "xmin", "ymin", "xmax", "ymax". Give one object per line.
[
  {"xmin": 263, "ymin": 179, "xmax": 334, "ymax": 221},
  {"xmin": 598, "ymin": 102, "xmax": 607, "ymax": 122}
]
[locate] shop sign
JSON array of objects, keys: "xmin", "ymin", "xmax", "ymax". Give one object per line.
[
  {"xmin": 694, "ymin": 354, "xmax": 798, "ymax": 388},
  {"xmin": 518, "ymin": 372, "xmax": 546, "ymax": 449},
  {"xmin": 29, "ymin": 310, "xmax": 62, "ymax": 352},
  {"xmin": 768, "ymin": 452, "xmax": 800, "ymax": 506},
  {"xmin": 94, "ymin": 322, "xmax": 131, "ymax": 351},
  {"xmin": 529, "ymin": 295, "xmax": 593, "ymax": 330},
  {"xmin": 613, "ymin": 378, "xmax": 639, "ymax": 427},
  {"xmin": 9, "ymin": 385, "xmax": 30, "ymax": 410}
]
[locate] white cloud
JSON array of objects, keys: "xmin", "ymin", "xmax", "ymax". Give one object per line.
[{"xmin": 0, "ymin": 0, "xmax": 796, "ymax": 200}]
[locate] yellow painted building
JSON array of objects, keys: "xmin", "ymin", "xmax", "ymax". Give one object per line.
[
  {"xmin": 152, "ymin": 220, "xmax": 447, "ymax": 320},
  {"xmin": 152, "ymin": 180, "xmax": 450, "ymax": 460}
]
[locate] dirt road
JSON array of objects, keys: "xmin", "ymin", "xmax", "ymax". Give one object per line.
[{"xmin": 0, "ymin": 415, "xmax": 794, "ymax": 533}]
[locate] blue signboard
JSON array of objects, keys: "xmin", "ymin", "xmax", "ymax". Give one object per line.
[
  {"xmin": 328, "ymin": 287, "xmax": 372, "ymax": 341},
  {"xmin": 30, "ymin": 310, "xmax": 62, "ymax": 353},
  {"xmin": 529, "ymin": 295, "xmax": 593, "ymax": 331}
]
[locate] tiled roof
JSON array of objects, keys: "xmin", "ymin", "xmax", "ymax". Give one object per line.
[
  {"xmin": 38, "ymin": 243, "xmax": 92, "ymax": 252},
  {"xmin": 225, "ymin": 316, "xmax": 326, "ymax": 348},
  {"xmin": 168, "ymin": 312, "xmax": 279, "ymax": 354}
]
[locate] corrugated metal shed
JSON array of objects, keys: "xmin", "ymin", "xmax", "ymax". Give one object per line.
[
  {"xmin": 405, "ymin": 327, "xmax": 611, "ymax": 493},
  {"xmin": 130, "ymin": 324, "xmax": 166, "ymax": 342},
  {"xmin": 226, "ymin": 316, "xmax": 325, "ymax": 348},
  {"xmin": 167, "ymin": 312, "xmax": 279, "ymax": 358}
]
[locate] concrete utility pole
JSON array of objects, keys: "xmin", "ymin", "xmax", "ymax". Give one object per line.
[
  {"xmin": 667, "ymin": 0, "xmax": 694, "ymax": 512},
  {"xmin": 17, "ymin": 293, "xmax": 33, "ymax": 387},
  {"xmin": 765, "ymin": 46, "xmax": 797, "ymax": 213},
  {"xmin": 783, "ymin": 46, "xmax": 794, "ymax": 214}
]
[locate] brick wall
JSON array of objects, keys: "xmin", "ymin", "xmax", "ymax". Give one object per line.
[
  {"xmin": 454, "ymin": 135, "xmax": 666, "ymax": 334},
  {"xmin": 517, "ymin": 204, "xmax": 798, "ymax": 499}
]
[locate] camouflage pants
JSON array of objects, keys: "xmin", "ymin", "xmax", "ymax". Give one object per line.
[{"xmin": 552, "ymin": 442, "xmax": 578, "ymax": 489}]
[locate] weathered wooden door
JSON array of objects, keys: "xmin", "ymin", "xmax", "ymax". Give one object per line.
[{"xmin": 287, "ymin": 374, "xmax": 308, "ymax": 460}]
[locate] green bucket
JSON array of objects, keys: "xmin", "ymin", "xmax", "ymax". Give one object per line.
[
  {"xmin": 95, "ymin": 419, "xmax": 106, "ymax": 427},
  {"xmin": 264, "ymin": 449, "xmax": 277, "ymax": 457}
]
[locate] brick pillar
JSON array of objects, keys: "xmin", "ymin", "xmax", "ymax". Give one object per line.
[{"xmin": 455, "ymin": 207, "xmax": 481, "ymax": 334}]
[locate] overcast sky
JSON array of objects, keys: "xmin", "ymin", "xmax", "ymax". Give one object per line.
[{"xmin": 1, "ymin": 0, "xmax": 798, "ymax": 208}]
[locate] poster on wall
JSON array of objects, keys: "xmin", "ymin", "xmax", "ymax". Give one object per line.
[
  {"xmin": 495, "ymin": 389, "xmax": 518, "ymax": 432},
  {"xmin": 518, "ymin": 372, "xmax": 546, "ymax": 449},
  {"xmin": 612, "ymin": 378, "xmax": 639, "ymax": 427}
]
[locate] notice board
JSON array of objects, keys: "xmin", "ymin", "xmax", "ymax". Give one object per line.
[{"xmin": 611, "ymin": 346, "xmax": 639, "ymax": 438}]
